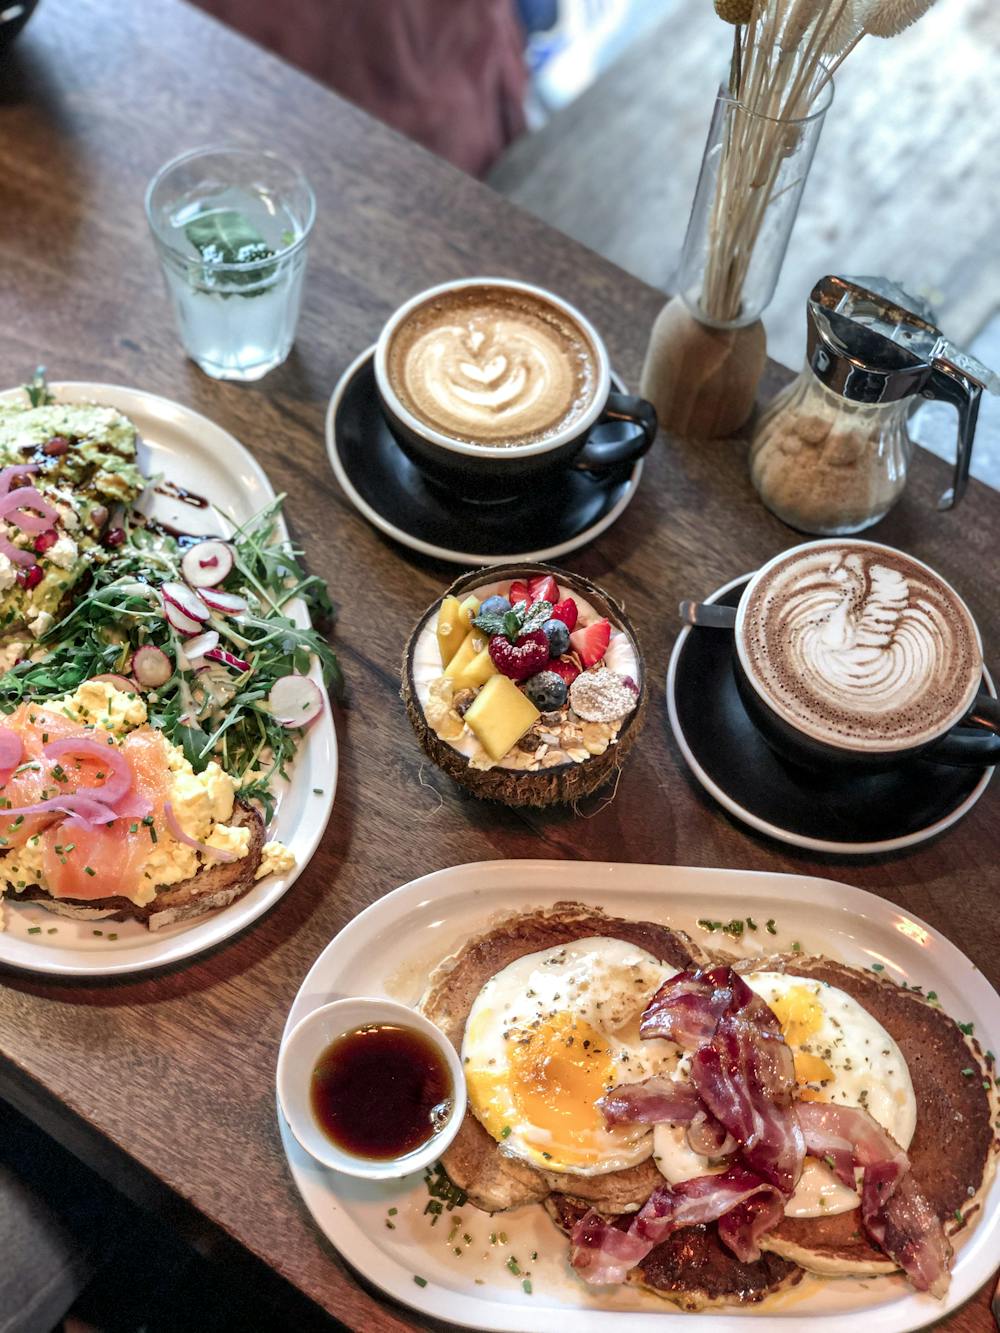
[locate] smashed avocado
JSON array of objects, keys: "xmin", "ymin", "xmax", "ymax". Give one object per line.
[{"xmin": 0, "ymin": 402, "xmax": 147, "ymax": 640}]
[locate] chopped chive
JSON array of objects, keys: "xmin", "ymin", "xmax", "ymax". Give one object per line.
[
  {"xmin": 766, "ymin": 918, "xmax": 777, "ymax": 934},
  {"xmin": 84, "ymin": 866, "xmax": 96, "ymax": 876},
  {"xmin": 959, "ymin": 1021, "xmax": 974, "ymax": 1035},
  {"xmin": 27, "ymin": 926, "xmax": 41, "ymax": 934},
  {"xmin": 413, "ymin": 1275, "xmax": 427, "ymax": 1288},
  {"xmin": 92, "ymin": 929, "xmax": 103, "ymax": 936},
  {"xmin": 506, "ymin": 1257, "xmax": 521, "ymax": 1275},
  {"xmin": 870, "ymin": 962, "xmax": 885, "ymax": 973},
  {"xmin": 522, "ymin": 1279, "xmax": 532, "ymax": 1294}
]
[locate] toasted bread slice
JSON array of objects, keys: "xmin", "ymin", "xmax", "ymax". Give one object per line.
[
  {"xmin": 736, "ymin": 953, "xmax": 999, "ymax": 1278},
  {"xmin": 6, "ymin": 801, "xmax": 265, "ymax": 931},
  {"xmin": 545, "ymin": 1194, "xmax": 803, "ymax": 1310},
  {"xmin": 420, "ymin": 901, "xmax": 706, "ymax": 1213}
]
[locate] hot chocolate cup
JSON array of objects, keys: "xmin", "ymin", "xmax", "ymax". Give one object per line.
[
  {"xmin": 373, "ymin": 277, "xmax": 656, "ymax": 501},
  {"xmin": 690, "ymin": 539, "xmax": 1000, "ymax": 773}
]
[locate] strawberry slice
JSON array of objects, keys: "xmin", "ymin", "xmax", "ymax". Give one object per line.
[
  {"xmin": 547, "ymin": 657, "xmax": 581, "ymax": 687},
  {"xmin": 508, "ymin": 580, "xmax": 532, "ymax": 607},
  {"xmin": 528, "ymin": 574, "xmax": 559, "ymax": 605},
  {"xmin": 550, "ymin": 597, "xmax": 578, "ymax": 630},
  {"xmin": 569, "ymin": 619, "xmax": 611, "ymax": 669}
]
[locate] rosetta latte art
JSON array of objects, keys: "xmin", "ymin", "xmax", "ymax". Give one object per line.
[
  {"xmin": 387, "ymin": 289, "xmax": 598, "ymax": 447},
  {"xmin": 742, "ymin": 547, "xmax": 981, "ymax": 750}
]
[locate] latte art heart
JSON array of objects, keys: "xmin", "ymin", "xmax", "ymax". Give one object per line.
[
  {"xmin": 741, "ymin": 546, "xmax": 982, "ymax": 751},
  {"xmin": 387, "ymin": 288, "xmax": 598, "ymax": 447}
]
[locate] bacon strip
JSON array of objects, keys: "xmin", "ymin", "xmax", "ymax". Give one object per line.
[
  {"xmin": 797, "ymin": 1102, "xmax": 952, "ymax": 1297},
  {"xmin": 596, "ymin": 1075, "xmax": 704, "ymax": 1126},
  {"xmin": 569, "ymin": 1167, "xmax": 785, "ymax": 1284}
]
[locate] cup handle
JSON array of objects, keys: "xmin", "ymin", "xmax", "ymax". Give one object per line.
[
  {"xmin": 923, "ymin": 692, "xmax": 1000, "ymax": 766},
  {"xmin": 573, "ymin": 392, "xmax": 658, "ymax": 473}
]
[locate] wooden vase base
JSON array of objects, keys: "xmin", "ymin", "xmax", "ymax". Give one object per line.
[{"xmin": 640, "ymin": 295, "xmax": 767, "ymax": 439}]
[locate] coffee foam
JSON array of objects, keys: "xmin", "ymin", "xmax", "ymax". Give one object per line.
[
  {"xmin": 740, "ymin": 545, "xmax": 982, "ymax": 751},
  {"xmin": 386, "ymin": 287, "xmax": 599, "ymax": 447}
]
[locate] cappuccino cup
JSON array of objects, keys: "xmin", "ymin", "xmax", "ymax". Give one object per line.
[
  {"xmin": 689, "ymin": 539, "xmax": 1000, "ymax": 772},
  {"xmin": 373, "ymin": 277, "xmax": 657, "ymax": 500}
]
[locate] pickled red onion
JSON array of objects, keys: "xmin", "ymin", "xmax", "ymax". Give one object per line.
[
  {"xmin": 0, "ymin": 533, "xmax": 36, "ymax": 567},
  {"xmin": 0, "ymin": 465, "xmax": 39, "ymax": 497},
  {"xmin": 42, "ymin": 737, "xmax": 132, "ymax": 807},
  {"xmin": 163, "ymin": 800, "xmax": 238, "ymax": 862}
]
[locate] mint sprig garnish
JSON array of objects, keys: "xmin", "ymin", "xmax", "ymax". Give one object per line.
[{"xmin": 473, "ymin": 599, "xmax": 552, "ymax": 644}]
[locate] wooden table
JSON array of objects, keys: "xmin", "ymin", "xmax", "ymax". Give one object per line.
[{"xmin": 1, "ymin": 2, "xmax": 997, "ymax": 1329}]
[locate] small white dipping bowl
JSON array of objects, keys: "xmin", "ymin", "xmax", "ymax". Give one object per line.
[{"xmin": 276, "ymin": 996, "xmax": 466, "ymax": 1180}]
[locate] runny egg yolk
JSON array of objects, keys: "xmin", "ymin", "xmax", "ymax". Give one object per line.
[
  {"xmin": 767, "ymin": 984, "xmax": 835, "ymax": 1099},
  {"xmin": 483, "ymin": 1012, "xmax": 617, "ymax": 1166}
]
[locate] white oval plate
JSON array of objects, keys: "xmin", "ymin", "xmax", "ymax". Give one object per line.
[
  {"xmin": 277, "ymin": 860, "xmax": 1000, "ymax": 1333},
  {"xmin": 0, "ymin": 382, "xmax": 337, "ymax": 976}
]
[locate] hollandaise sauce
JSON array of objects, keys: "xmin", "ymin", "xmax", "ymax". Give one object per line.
[{"xmin": 310, "ymin": 1024, "xmax": 453, "ymax": 1160}]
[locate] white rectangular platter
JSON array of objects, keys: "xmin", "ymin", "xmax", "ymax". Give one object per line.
[{"xmin": 277, "ymin": 860, "xmax": 1000, "ymax": 1333}]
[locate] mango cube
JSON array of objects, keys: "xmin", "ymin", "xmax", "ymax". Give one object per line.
[
  {"xmin": 449, "ymin": 645, "xmax": 497, "ymax": 692},
  {"xmin": 465, "ymin": 674, "xmax": 540, "ymax": 761},
  {"xmin": 458, "ymin": 595, "xmax": 481, "ymax": 629},
  {"xmin": 437, "ymin": 596, "xmax": 466, "ymax": 666},
  {"xmin": 444, "ymin": 629, "xmax": 486, "ymax": 681}
]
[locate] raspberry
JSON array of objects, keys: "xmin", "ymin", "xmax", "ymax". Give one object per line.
[{"xmin": 488, "ymin": 629, "xmax": 550, "ymax": 681}]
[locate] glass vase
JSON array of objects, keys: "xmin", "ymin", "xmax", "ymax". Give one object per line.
[
  {"xmin": 680, "ymin": 80, "xmax": 833, "ymax": 329},
  {"xmin": 641, "ymin": 78, "xmax": 832, "ymax": 438}
]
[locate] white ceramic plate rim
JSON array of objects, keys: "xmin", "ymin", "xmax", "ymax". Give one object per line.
[
  {"xmin": 0, "ymin": 382, "xmax": 337, "ymax": 976},
  {"xmin": 276, "ymin": 859, "xmax": 1000, "ymax": 1333},
  {"xmin": 666, "ymin": 572, "xmax": 996, "ymax": 854},
  {"xmin": 325, "ymin": 346, "xmax": 643, "ymax": 566}
]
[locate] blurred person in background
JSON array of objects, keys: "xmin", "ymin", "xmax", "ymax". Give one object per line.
[{"xmin": 192, "ymin": 0, "xmax": 541, "ymax": 176}]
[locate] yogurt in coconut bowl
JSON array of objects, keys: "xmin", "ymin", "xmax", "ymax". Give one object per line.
[{"xmin": 401, "ymin": 565, "xmax": 646, "ymax": 807}]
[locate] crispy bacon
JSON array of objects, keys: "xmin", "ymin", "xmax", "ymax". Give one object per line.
[
  {"xmin": 597, "ymin": 1075, "xmax": 736, "ymax": 1156},
  {"xmin": 569, "ymin": 1167, "xmax": 785, "ymax": 1284},
  {"xmin": 638, "ymin": 965, "xmax": 742, "ymax": 1047},
  {"xmin": 597, "ymin": 1076, "xmax": 704, "ymax": 1126},
  {"xmin": 797, "ymin": 1102, "xmax": 952, "ymax": 1298},
  {"xmin": 568, "ymin": 1212, "xmax": 650, "ymax": 1285}
]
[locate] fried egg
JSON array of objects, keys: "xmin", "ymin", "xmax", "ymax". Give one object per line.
[
  {"xmin": 653, "ymin": 972, "xmax": 917, "ymax": 1217},
  {"xmin": 462, "ymin": 937, "xmax": 676, "ymax": 1176}
]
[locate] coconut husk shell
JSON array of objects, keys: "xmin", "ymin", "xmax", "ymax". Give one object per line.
[{"xmin": 401, "ymin": 563, "xmax": 647, "ymax": 808}]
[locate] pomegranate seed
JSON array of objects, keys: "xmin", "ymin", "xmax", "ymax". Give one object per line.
[
  {"xmin": 17, "ymin": 565, "xmax": 43, "ymax": 590},
  {"xmin": 103, "ymin": 527, "xmax": 126, "ymax": 548},
  {"xmin": 43, "ymin": 436, "xmax": 69, "ymax": 456},
  {"xmin": 33, "ymin": 529, "xmax": 58, "ymax": 554}
]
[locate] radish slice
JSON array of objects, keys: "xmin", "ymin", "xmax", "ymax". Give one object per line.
[
  {"xmin": 91, "ymin": 674, "xmax": 137, "ymax": 693},
  {"xmin": 203, "ymin": 646, "xmax": 251, "ymax": 673},
  {"xmin": 163, "ymin": 800, "xmax": 239, "ymax": 862},
  {"xmin": 200, "ymin": 588, "xmax": 248, "ymax": 616},
  {"xmin": 132, "ymin": 645, "xmax": 173, "ymax": 688},
  {"xmin": 181, "ymin": 630, "xmax": 219, "ymax": 661},
  {"xmin": 161, "ymin": 581, "xmax": 210, "ymax": 624},
  {"xmin": 159, "ymin": 593, "xmax": 202, "ymax": 636},
  {"xmin": 268, "ymin": 674, "xmax": 324, "ymax": 728},
  {"xmin": 180, "ymin": 540, "xmax": 235, "ymax": 588}
]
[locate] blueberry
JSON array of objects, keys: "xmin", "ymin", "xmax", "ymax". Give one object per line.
[
  {"xmin": 480, "ymin": 594, "xmax": 512, "ymax": 617},
  {"xmin": 541, "ymin": 618, "xmax": 570, "ymax": 657},
  {"xmin": 524, "ymin": 671, "xmax": 568, "ymax": 712}
]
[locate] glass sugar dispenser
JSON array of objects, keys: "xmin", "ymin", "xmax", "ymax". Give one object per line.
[{"xmin": 749, "ymin": 275, "xmax": 998, "ymax": 535}]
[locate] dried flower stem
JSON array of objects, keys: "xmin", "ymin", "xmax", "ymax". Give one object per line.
[{"xmin": 699, "ymin": 0, "xmax": 938, "ymax": 323}]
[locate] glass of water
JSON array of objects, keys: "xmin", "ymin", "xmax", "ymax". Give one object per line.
[{"xmin": 145, "ymin": 146, "xmax": 316, "ymax": 382}]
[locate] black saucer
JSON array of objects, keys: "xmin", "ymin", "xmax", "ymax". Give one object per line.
[
  {"xmin": 667, "ymin": 579, "xmax": 995, "ymax": 852},
  {"xmin": 325, "ymin": 349, "xmax": 643, "ymax": 563}
]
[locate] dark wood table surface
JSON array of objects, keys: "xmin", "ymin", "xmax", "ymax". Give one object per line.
[{"xmin": 1, "ymin": 1, "xmax": 997, "ymax": 1329}]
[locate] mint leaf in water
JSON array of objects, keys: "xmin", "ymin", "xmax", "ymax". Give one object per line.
[{"xmin": 184, "ymin": 209, "xmax": 277, "ymax": 295}]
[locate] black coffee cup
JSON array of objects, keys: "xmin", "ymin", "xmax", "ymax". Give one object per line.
[
  {"xmin": 685, "ymin": 539, "xmax": 1000, "ymax": 773},
  {"xmin": 373, "ymin": 277, "xmax": 657, "ymax": 501}
]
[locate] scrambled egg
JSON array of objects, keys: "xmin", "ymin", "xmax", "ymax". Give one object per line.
[{"xmin": 2, "ymin": 680, "xmax": 290, "ymax": 905}]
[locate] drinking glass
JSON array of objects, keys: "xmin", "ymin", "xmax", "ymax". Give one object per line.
[{"xmin": 145, "ymin": 146, "xmax": 316, "ymax": 381}]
